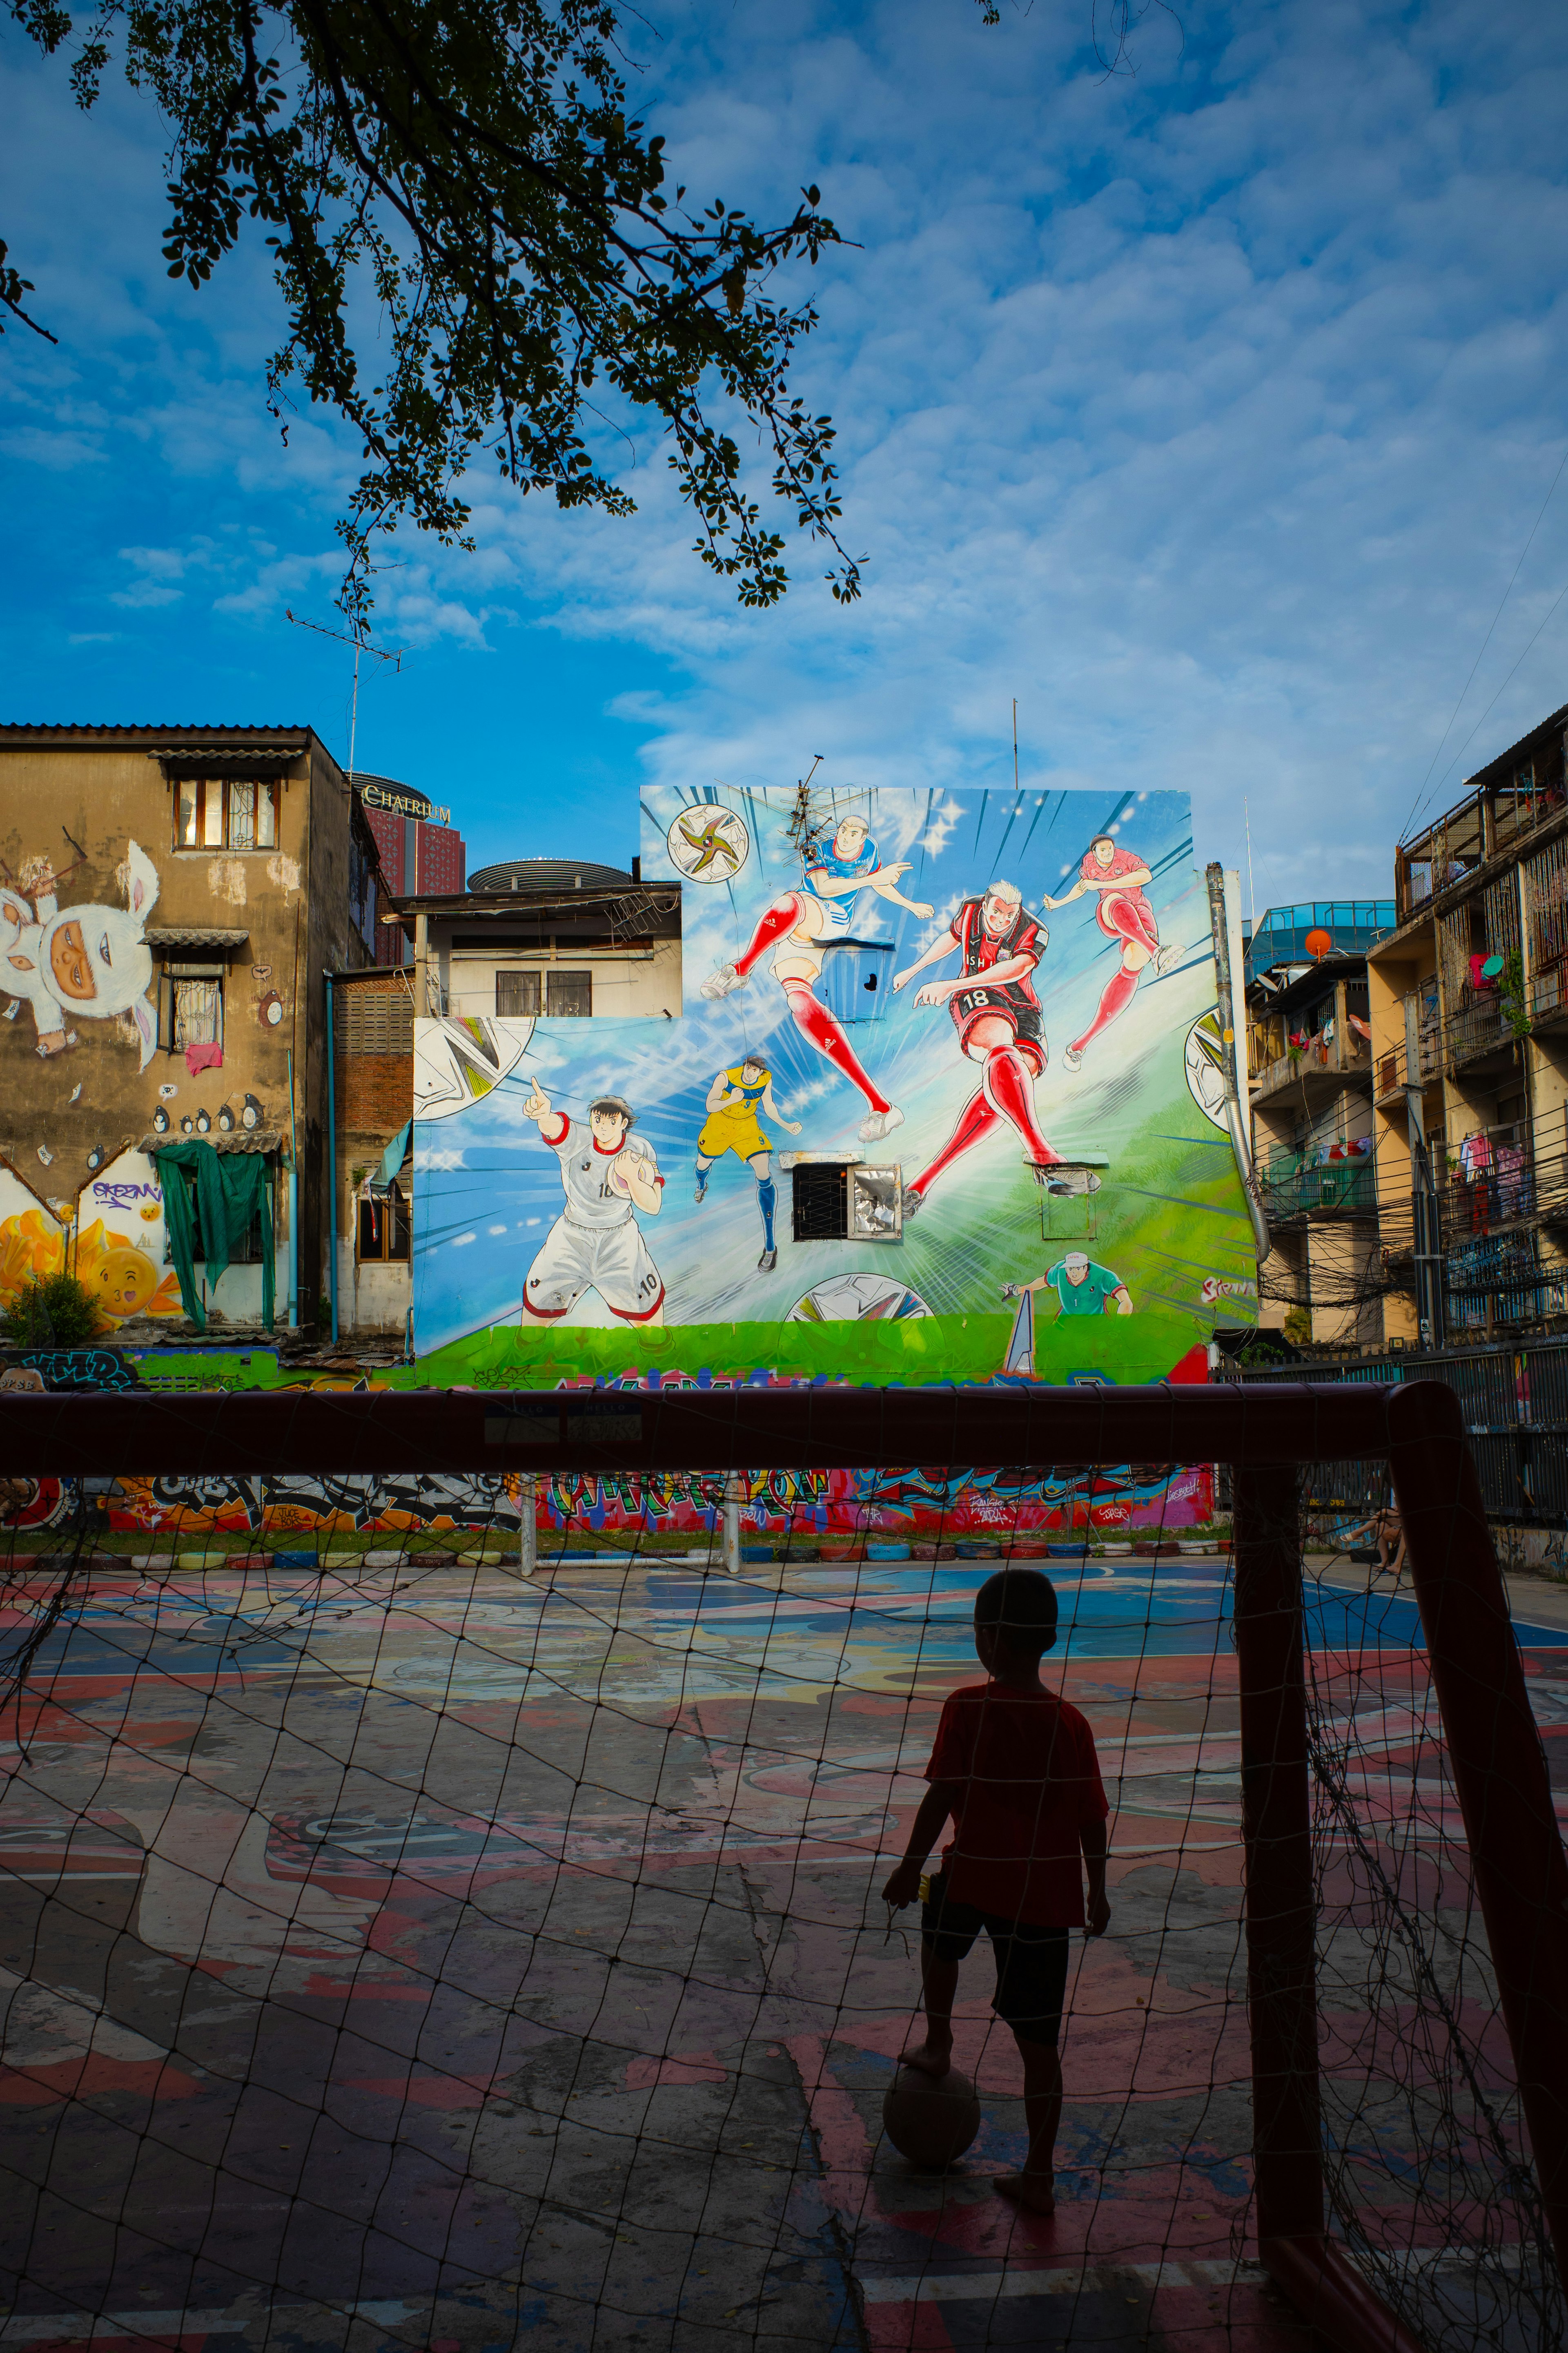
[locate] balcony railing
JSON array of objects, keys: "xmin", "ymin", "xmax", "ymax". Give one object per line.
[
  {"xmin": 1437, "ymin": 1123, "xmax": 1537, "ymax": 1237},
  {"xmin": 1445, "ymin": 1227, "xmax": 1568, "ymax": 1333},
  {"xmin": 1434, "ymin": 1112, "xmax": 1568, "ymax": 1238},
  {"xmin": 1249, "ymin": 1027, "xmax": 1370, "ymax": 1100},
  {"xmin": 1443, "ymin": 989, "xmax": 1523, "ymax": 1070},
  {"xmin": 1258, "ymin": 1154, "xmax": 1377, "ymax": 1220},
  {"xmin": 1532, "ymin": 958, "xmax": 1568, "ymax": 1026},
  {"xmin": 1397, "ymin": 776, "xmax": 1567, "ymax": 923}
]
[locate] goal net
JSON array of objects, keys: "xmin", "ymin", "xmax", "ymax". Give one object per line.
[{"xmin": 0, "ymin": 1383, "xmax": 1563, "ymax": 2353}]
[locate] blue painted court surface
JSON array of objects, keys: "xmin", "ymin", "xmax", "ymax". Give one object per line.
[{"xmin": 640, "ymin": 1557, "xmax": 1568, "ymax": 1673}]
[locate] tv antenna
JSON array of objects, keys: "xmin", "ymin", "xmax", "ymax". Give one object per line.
[
  {"xmin": 286, "ymin": 611, "xmax": 407, "ymax": 785},
  {"xmin": 784, "ymin": 755, "xmax": 827, "ymax": 859}
]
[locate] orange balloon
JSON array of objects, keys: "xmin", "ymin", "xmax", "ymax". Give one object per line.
[{"xmin": 1305, "ymin": 927, "xmax": 1331, "ymax": 959}]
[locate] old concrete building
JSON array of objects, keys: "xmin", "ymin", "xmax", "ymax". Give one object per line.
[
  {"xmin": 0, "ymin": 723, "xmax": 385, "ymax": 1340},
  {"xmin": 396, "ymin": 856, "xmax": 683, "ymax": 1023},
  {"xmin": 1244, "ymin": 900, "xmax": 1393, "ymax": 1347},
  {"xmin": 1369, "ymin": 700, "xmax": 1568, "ymax": 1347},
  {"xmin": 329, "ymin": 966, "xmax": 414, "ymax": 1342}
]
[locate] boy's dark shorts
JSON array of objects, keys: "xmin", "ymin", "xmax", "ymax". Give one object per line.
[{"xmin": 921, "ymin": 1873, "xmax": 1070, "ymax": 2044}]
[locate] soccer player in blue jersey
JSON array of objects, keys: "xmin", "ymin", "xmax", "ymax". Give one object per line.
[{"xmin": 699, "ymin": 814, "xmax": 931, "ymax": 1144}]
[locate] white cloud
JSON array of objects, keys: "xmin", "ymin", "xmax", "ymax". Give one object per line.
[{"xmin": 8, "ymin": 0, "xmax": 1568, "ymax": 906}]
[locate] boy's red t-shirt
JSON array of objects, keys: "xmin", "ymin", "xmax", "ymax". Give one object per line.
[{"xmin": 924, "ymin": 1682, "xmax": 1109, "ymax": 1928}]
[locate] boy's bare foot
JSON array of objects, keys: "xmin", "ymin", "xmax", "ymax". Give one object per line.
[
  {"xmin": 994, "ymin": 2169, "xmax": 1056, "ymax": 2214},
  {"xmin": 897, "ymin": 2038, "xmax": 954, "ymax": 2078}
]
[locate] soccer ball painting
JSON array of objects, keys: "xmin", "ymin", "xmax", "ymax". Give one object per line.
[
  {"xmin": 788, "ymin": 1273, "xmax": 933, "ymax": 1323},
  {"xmin": 1184, "ymin": 1010, "xmax": 1229, "ymax": 1131},
  {"xmin": 666, "ymin": 805, "xmax": 750, "ymax": 884}
]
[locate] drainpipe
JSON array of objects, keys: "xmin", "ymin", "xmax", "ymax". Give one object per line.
[
  {"xmin": 286, "ymin": 1047, "xmax": 299, "ymax": 1329},
  {"xmin": 325, "ymin": 970, "xmax": 339, "ymax": 1345},
  {"xmin": 1206, "ymin": 863, "xmax": 1271, "ymax": 1262}
]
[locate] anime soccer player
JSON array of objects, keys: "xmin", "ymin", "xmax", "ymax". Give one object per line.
[
  {"xmin": 520, "ymin": 1087, "xmax": 666, "ymax": 1327},
  {"xmin": 893, "ymin": 881, "xmax": 1094, "ymax": 1215},
  {"xmin": 695, "ymin": 1055, "xmax": 802, "ymax": 1273},
  {"xmin": 699, "ymin": 814, "xmax": 932, "ymax": 1144},
  {"xmin": 1043, "ymin": 834, "xmax": 1179, "ymax": 1070},
  {"xmin": 1003, "ymin": 1253, "xmax": 1132, "ymax": 1316}
]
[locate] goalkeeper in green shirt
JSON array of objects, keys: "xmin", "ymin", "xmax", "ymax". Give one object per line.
[{"xmin": 1003, "ymin": 1251, "xmax": 1132, "ymax": 1317}]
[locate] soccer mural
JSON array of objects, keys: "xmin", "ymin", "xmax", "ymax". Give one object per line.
[{"xmin": 410, "ymin": 783, "xmax": 1259, "ymax": 1389}]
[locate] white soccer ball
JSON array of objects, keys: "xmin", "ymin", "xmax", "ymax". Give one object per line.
[
  {"xmin": 1184, "ymin": 1010, "xmax": 1230, "ymax": 1131},
  {"xmin": 787, "ymin": 1272, "xmax": 933, "ymax": 1323}
]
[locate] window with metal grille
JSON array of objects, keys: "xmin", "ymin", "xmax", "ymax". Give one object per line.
[
  {"xmin": 175, "ymin": 778, "xmax": 278, "ymax": 850},
  {"xmin": 357, "ymin": 1182, "xmax": 411, "ymax": 1263},
  {"xmin": 339, "ymin": 990, "xmax": 414, "ymax": 1055},
  {"xmin": 547, "ymin": 971, "xmax": 592, "ymax": 1017},
  {"xmin": 157, "ymin": 967, "xmax": 225, "ymax": 1054},
  {"xmin": 496, "ymin": 971, "xmax": 543, "ymax": 1018},
  {"xmin": 791, "ymin": 1162, "xmax": 849, "ymax": 1240}
]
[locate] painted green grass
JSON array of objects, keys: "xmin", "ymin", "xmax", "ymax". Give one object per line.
[{"xmin": 414, "ymin": 1306, "xmax": 1203, "ymax": 1389}]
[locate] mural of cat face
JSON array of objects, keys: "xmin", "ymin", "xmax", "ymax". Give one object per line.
[{"xmin": 1, "ymin": 841, "xmax": 160, "ymax": 1069}]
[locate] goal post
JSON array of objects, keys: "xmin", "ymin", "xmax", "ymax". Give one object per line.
[{"xmin": 1, "ymin": 1376, "xmax": 1565, "ymax": 2353}]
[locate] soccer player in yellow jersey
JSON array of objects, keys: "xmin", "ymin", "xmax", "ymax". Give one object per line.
[{"xmin": 695, "ymin": 1056, "xmax": 801, "ymax": 1271}]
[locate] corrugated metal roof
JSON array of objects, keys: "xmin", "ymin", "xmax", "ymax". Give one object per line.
[
  {"xmin": 468, "ymin": 857, "xmax": 634, "ymax": 892},
  {"xmin": 144, "ymin": 928, "xmax": 251, "ymax": 949},
  {"xmin": 0, "ymin": 724, "xmax": 315, "ymax": 738},
  {"xmin": 143, "ymin": 1131, "xmax": 282, "ymax": 1155}
]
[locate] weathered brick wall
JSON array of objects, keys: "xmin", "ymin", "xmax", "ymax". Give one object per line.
[{"xmin": 334, "ymin": 976, "xmax": 413, "ymax": 1139}]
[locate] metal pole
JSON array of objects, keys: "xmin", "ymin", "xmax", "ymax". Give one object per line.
[
  {"xmin": 1390, "ymin": 1379, "xmax": 1568, "ymax": 2270},
  {"xmin": 1233, "ymin": 1460, "xmax": 1322, "ymax": 2246},
  {"xmin": 1206, "ymin": 862, "xmax": 1271, "ymax": 1262},
  {"xmin": 722, "ymin": 1473, "xmax": 742, "ymax": 1574},
  {"xmin": 517, "ymin": 1472, "xmax": 537, "ymax": 1576},
  {"xmin": 286, "ymin": 1046, "xmax": 299, "ymax": 1330},
  {"xmin": 325, "ymin": 972, "xmax": 339, "ymax": 1346},
  {"xmin": 1233, "ymin": 1459, "xmax": 1426, "ymax": 2353},
  {"xmin": 1403, "ymin": 989, "xmax": 1443, "ymax": 1349}
]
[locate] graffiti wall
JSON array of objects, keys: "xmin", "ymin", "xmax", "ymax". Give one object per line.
[
  {"xmin": 8, "ymin": 1460, "xmax": 1212, "ymax": 1538},
  {"xmin": 411, "ymin": 783, "xmax": 1258, "ymax": 1379}
]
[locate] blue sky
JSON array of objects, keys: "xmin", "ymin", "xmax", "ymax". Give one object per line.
[{"xmin": 5, "ymin": 0, "xmax": 1568, "ymax": 907}]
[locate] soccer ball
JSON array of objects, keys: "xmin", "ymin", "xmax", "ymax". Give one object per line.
[
  {"xmin": 665, "ymin": 804, "xmax": 750, "ymax": 884},
  {"xmin": 788, "ymin": 1272, "xmax": 933, "ymax": 1323},
  {"xmin": 1184, "ymin": 1010, "xmax": 1230, "ymax": 1131}
]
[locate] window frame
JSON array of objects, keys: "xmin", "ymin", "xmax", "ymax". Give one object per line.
[
  {"xmin": 175, "ymin": 776, "xmax": 280, "ymax": 852},
  {"xmin": 496, "ymin": 969, "xmax": 543, "ymax": 1019},
  {"xmin": 156, "ymin": 963, "xmax": 226, "ymax": 1056},
  {"xmin": 546, "ymin": 969, "xmax": 592, "ymax": 1017},
  {"xmin": 356, "ymin": 1180, "xmax": 411, "ymax": 1264}
]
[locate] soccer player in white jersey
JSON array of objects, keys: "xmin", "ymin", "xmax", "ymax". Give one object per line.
[{"xmin": 520, "ymin": 1087, "xmax": 666, "ymax": 1327}]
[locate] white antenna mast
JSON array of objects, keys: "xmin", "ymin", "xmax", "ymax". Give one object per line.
[
  {"xmin": 1243, "ymin": 794, "xmax": 1257, "ymax": 930},
  {"xmin": 286, "ymin": 611, "xmax": 407, "ymax": 783}
]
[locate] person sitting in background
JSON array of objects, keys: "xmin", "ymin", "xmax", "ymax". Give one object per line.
[{"xmin": 1337, "ymin": 1503, "xmax": 1406, "ymax": 1581}]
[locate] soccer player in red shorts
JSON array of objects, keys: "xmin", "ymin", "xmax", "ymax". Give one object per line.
[
  {"xmin": 1045, "ymin": 832, "xmax": 1178, "ymax": 1070},
  {"xmin": 891, "ymin": 880, "xmax": 1076, "ymax": 1215},
  {"xmin": 882, "ymin": 1568, "xmax": 1111, "ymax": 2212}
]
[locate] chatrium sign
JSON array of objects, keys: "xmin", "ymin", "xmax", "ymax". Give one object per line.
[{"xmin": 358, "ymin": 781, "xmax": 452, "ymax": 827}]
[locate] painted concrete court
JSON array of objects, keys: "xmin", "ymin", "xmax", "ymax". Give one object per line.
[{"xmin": 0, "ymin": 1548, "xmax": 1561, "ymax": 2351}]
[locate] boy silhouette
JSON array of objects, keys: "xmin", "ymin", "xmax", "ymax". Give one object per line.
[{"xmin": 881, "ymin": 1567, "xmax": 1109, "ymax": 2212}]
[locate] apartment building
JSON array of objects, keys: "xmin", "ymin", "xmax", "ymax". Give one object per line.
[
  {"xmin": 1368, "ymin": 700, "xmax": 1568, "ymax": 1346},
  {"xmin": 1245, "ymin": 899, "xmax": 1394, "ymax": 1345},
  {"xmin": 0, "ymin": 723, "xmax": 385, "ymax": 1340},
  {"xmin": 395, "ymin": 856, "xmax": 683, "ymax": 1022}
]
